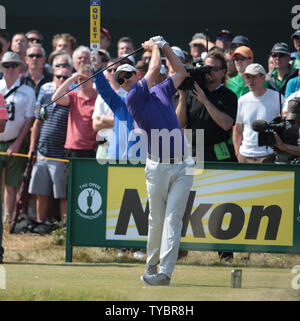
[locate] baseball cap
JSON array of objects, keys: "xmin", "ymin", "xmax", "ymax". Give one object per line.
[
  {"xmin": 114, "ymin": 63, "xmax": 137, "ymax": 82},
  {"xmin": 171, "ymin": 46, "xmax": 185, "ymax": 59},
  {"xmin": 101, "ymin": 27, "xmax": 111, "ymax": 41},
  {"xmin": 232, "ymin": 46, "xmax": 254, "ymax": 59},
  {"xmin": 216, "ymin": 29, "xmax": 233, "ymax": 39},
  {"xmin": 121, "ymin": 54, "xmax": 135, "ymax": 66},
  {"xmin": 232, "ymin": 35, "xmax": 251, "ymax": 47},
  {"xmin": 0, "ymin": 51, "xmax": 26, "ymax": 72},
  {"xmin": 244, "ymin": 63, "xmax": 266, "ymax": 76},
  {"xmin": 98, "ymin": 48, "xmax": 111, "ymax": 61},
  {"xmin": 271, "ymin": 42, "xmax": 290, "ymax": 55},
  {"xmin": 291, "ymin": 29, "xmax": 300, "ymax": 40},
  {"xmin": 287, "ymin": 97, "xmax": 300, "ymax": 120}
]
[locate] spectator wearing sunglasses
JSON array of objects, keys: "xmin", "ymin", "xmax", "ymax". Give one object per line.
[
  {"xmin": 92, "ymin": 59, "xmax": 123, "ymax": 160},
  {"xmin": 36, "ymin": 52, "xmax": 73, "ymax": 115},
  {"xmin": 215, "ymin": 29, "xmax": 233, "ymax": 50},
  {"xmin": 266, "ymin": 42, "xmax": 298, "ymax": 99},
  {"xmin": 226, "ymin": 46, "xmax": 255, "ymax": 98},
  {"xmin": 21, "ymin": 44, "xmax": 53, "ymax": 98},
  {"xmin": 25, "ymin": 30, "xmax": 43, "ymax": 47},
  {"xmin": 0, "ymin": 51, "xmax": 36, "ymax": 224},
  {"xmin": 28, "ymin": 67, "xmax": 72, "ymax": 234}
]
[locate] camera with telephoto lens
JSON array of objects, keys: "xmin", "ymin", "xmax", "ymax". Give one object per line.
[
  {"xmin": 252, "ymin": 116, "xmax": 299, "ymax": 163},
  {"xmin": 178, "ymin": 63, "xmax": 212, "ymax": 91}
]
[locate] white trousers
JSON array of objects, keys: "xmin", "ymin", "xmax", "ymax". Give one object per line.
[{"xmin": 145, "ymin": 158, "xmax": 194, "ymax": 278}]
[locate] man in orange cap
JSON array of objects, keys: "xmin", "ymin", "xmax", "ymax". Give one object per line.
[{"xmin": 226, "ymin": 46, "xmax": 254, "ymax": 98}]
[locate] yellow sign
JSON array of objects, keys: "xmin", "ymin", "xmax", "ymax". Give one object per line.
[
  {"xmin": 106, "ymin": 167, "xmax": 294, "ymax": 246},
  {"xmin": 90, "ymin": 5, "xmax": 100, "ymax": 46}
]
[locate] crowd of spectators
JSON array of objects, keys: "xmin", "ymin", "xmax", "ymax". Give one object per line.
[{"xmin": 1, "ymin": 26, "xmax": 300, "ymax": 263}]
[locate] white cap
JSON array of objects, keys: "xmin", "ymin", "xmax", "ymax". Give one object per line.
[
  {"xmin": 121, "ymin": 54, "xmax": 135, "ymax": 65},
  {"xmin": 114, "ymin": 63, "xmax": 137, "ymax": 82},
  {"xmin": 244, "ymin": 63, "xmax": 266, "ymax": 76},
  {"xmin": 171, "ymin": 46, "xmax": 185, "ymax": 60}
]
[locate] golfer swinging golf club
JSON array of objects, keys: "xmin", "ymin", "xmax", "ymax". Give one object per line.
[{"xmin": 116, "ymin": 36, "xmax": 194, "ymax": 286}]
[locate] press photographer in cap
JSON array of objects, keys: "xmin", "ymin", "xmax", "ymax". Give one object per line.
[{"xmin": 273, "ymin": 97, "xmax": 300, "ymax": 159}]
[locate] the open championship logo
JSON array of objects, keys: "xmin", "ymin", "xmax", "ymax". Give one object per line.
[{"xmin": 76, "ymin": 183, "xmax": 103, "ymax": 220}]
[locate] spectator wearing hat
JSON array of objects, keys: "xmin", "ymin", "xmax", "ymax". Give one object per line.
[
  {"xmin": 93, "ymin": 63, "xmax": 146, "ymax": 161},
  {"xmin": 188, "ymin": 32, "xmax": 214, "ymax": 62},
  {"xmin": 226, "ymin": 46, "xmax": 254, "ymax": 98},
  {"xmin": 291, "ymin": 30, "xmax": 300, "ymax": 69},
  {"xmin": 266, "ymin": 42, "xmax": 298, "ymax": 99},
  {"xmin": 100, "ymin": 27, "xmax": 111, "ymax": 51},
  {"xmin": 0, "ymin": 51, "xmax": 36, "ymax": 223},
  {"xmin": 215, "ymin": 29, "xmax": 233, "ymax": 50},
  {"xmin": 233, "ymin": 63, "xmax": 282, "ymax": 164},
  {"xmin": 231, "ymin": 35, "xmax": 251, "ymax": 50}
]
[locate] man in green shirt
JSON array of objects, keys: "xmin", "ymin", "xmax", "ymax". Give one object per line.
[{"xmin": 226, "ymin": 46, "xmax": 253, "ymax": 98}]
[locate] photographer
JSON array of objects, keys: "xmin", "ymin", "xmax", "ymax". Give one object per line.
[
  {"xmin": 273, "ymin": 98, "xmax": 300, "ymax": 157},
  {"xmin": 176, "ymin": 49, "xmax": 237, "ymax": 162},
  {"xmin": 176, "ymin": 49, "xmax": 237, "ymax": 262}
]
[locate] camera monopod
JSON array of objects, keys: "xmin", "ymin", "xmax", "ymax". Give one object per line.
[{"xmin": 43, "ymin": 46, "xmax": 144, "ymax": 109}]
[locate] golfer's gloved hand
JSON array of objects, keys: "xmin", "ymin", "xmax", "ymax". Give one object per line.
[{"xmin": 152, "ymin": 36, "xmax": 168, "ymax": 49}]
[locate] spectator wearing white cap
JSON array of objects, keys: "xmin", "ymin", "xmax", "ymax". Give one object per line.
[{"xmin": 233, "ymin": 63, "xmax": 283, "ymax": 163}]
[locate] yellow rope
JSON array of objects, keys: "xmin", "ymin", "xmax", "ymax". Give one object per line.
[{"xmin": 0, "ymin": 152, "xmax": 70, "ymax": 163}]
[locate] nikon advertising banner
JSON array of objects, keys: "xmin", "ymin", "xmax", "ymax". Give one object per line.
[{"xmin": 66, "ymin": 159, "xmax": 300, "ymax": 262}]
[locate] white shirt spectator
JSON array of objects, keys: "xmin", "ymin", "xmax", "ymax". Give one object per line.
[
  {"xmin": 236, "ymin": 89, "xmax": 283, "ymax": 157},
  {"xmin": 0, "ymin": 77, "xmax": 35, "ymax": 141}
]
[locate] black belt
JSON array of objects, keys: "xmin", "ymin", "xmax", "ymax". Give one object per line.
[
  {"xmin": 0, "ymin": 138, "xmax": 16, "ymax": 144},
  {"xmin": 147, "ymin": 154, "xmax": 185, "ymax": 164}
]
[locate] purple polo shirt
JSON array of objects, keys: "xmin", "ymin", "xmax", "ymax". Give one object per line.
[{"xmin": 125, "ymin": 77, "xmax": 184, "ymax": 159}]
